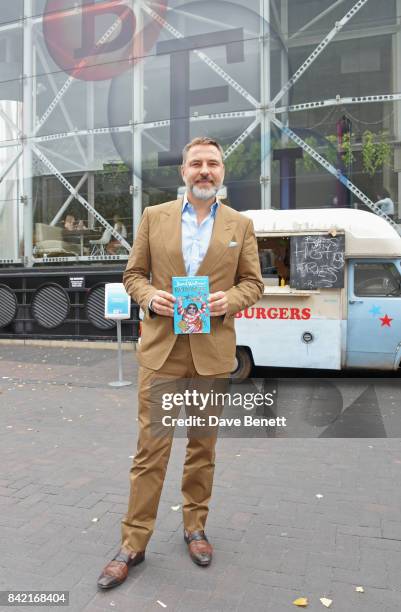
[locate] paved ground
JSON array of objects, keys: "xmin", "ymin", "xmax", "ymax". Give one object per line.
[{"xmin": 0, "ymin": 343, "xmax": 401, "ymax": 611}]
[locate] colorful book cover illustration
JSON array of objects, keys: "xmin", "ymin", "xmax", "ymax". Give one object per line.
[{"xmin": 172, "ymin": 276, "xmax": 210, "ymax": 335}]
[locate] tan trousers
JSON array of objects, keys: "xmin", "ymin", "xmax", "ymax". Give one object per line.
[{"xmin": 121, "ymin": 335, "xmax": 229, "ymax": 552}]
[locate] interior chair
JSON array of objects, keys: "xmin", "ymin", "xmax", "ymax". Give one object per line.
[{"xmin": 89, "ymin": 228, "xmax": 112, "ymax": 256}]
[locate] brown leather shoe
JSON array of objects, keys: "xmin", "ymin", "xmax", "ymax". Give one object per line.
[
  {"xmin": 184, "ymin": 530, "xmax": 213, "ymax": 567},
  {"xmin": 97, "ymin": 549, "xmax": 145, "ymax": 589}
]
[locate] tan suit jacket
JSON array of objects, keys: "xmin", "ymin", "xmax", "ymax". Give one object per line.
[{"xmin": 123, "ymin": 198, "xmax": 264, "ymax": 374}]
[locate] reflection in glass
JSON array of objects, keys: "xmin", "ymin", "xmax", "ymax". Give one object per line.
[
  {"xmin": 0, "ymin": 99, "xmax": 22, "ymax": 259},
  {"xmin": 0, "ymin": 1, "xmax": 398, "ymax": 266}
]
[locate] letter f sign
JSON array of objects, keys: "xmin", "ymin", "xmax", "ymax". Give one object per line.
[{"xmin": 156, "ymin": 28, "xmax": 245, "ymax": 166}]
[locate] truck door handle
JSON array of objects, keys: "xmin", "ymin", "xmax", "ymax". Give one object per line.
[{"xmin": 349, "ymin": 299, "xmax": 363, "ymax": 304}]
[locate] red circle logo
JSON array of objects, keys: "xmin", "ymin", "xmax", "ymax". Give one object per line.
[{"xmin": 43, "ymin": 0, "xmax": 167, "ymax": 81}]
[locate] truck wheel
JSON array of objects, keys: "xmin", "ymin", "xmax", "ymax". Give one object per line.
[{"xmin": 231, "ymin": 347, "xmax": 253, "ymax": 382}]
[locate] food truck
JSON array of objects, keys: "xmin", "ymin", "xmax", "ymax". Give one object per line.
[{"xmin": 232, "ymin": 208, "xmax": 401, "ymax": 379}]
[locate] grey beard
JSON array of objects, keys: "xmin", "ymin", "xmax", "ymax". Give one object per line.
[{"xmin": 191, "ymin": 184, "xmax": 219, "ymax": 201}]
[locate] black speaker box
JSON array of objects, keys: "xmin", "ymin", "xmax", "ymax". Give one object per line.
[{"xmin": 0, "ymin": 266, "xmax": 140, "ymax": 341}]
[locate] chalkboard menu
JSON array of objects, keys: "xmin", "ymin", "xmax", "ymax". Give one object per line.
[{"xmin": 290, "ymin": 234, "xmax": 345, "ymax": 289}]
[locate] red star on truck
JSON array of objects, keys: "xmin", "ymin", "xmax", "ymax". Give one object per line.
[{"xmin": 379, "ymin": 314, "xmax": 393, "ymax": 327}]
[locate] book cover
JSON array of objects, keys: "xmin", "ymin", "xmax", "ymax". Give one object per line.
[{"xmin": 172, "ymin": 276, "xmax": 210, "ymax": 335}]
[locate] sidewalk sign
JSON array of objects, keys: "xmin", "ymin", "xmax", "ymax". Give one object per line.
[{"xmin": 104, "ymin": 283, "xmax": 132, "ymax": 387}]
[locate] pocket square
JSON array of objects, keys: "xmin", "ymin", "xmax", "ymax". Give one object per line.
[{"xmin": 228, "ymin": 241, "xmax": 238, "ymax": 247}]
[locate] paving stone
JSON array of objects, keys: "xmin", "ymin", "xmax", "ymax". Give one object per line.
[
  {"xmin": 308, "ymin": 548, "xmax": 360, "ymax": 571},
  {"xmin": 103, "ymin": 493, "xmax": 128, "ymax": 504},
  {"xmin": 212, "ymin": 566, "xmax": 251, "ymax": 599},
  {"xmin": 1, "ymin": 346, "xmax": 401, "ymax": 612},
  {"xmin": 15, "ymin": 492, "xmax": 46, "ymax": 508},
  {"xmin": 65, "ymin": 537, "xmax": 115, "ymax": 558},
  {"xmin": 13, "ymin": 484, "xmax": 39, "ymax": 499},
  {"xmin": 232, "ymin": 550, "xmax": 282, "ymax": 573},
  {"xmin": 175, "ymin": 588, "xmax": 212, "ymax": 611},
  {"xmin": 332, "ymin": 565, "xmax": 388, "ymax": 590},
  {"xmin": 360, "ymin": 535, "xmax": 401, "ymax": 553},
  {"xmin": 0, "ymin": 514, "xmax": 25, "ymax": 528},
  {"xmin": 84, "ymin": 592, "xmax": 151, "ymax": 611},
  {"xmin": 145, "ymin": 583, "xmax": 186, "ymax": 609},
  {"xmin": 8, "ymin": 477, "xmax": 33, "ymax": 490},
  {"xmin": 279, "ymin": 548, "xmax": 308, "ymax": 576},
  {"xmin": 0, "ymin": 486, "xmax": 13, "ymax": 497},
  {"xmin": 382, "ymin": 520, "xmax": 401, "ymax": 540},
  {"xmin": 239, "ymin": 584, "xmax": 305, "ymax": 612},
  {"xmin": 201, "ymin": 594, "xmax": 242, "ymax": 612},
  {"xmin": 77, "ymin": 492, "xmax": 106, "ymax": 509},
  {"xmin": 303, "ymin": 563, "xmax": 333, "ymax": 593},
  {"xmin": 41, "ymin": 484, "xmax": 63, "ymax": 495},
  {"xmin": 248, "ymin": 566, "xmax": 305, "ymax": 591},
  {"xmin": 67, "ymin": 582, "xmax": 99, "ymax": 611},
  {"xmin": 123, "ymin": 571, "xmax": 160, "ymax": 599},
  {"xmin": 204, "ymin": 526, "xmax": 245, "ymax": 542},
  {"xmin": 0, "ymin": 496, "xmax": 14, "ymax": 508},
  {"xmin": 329, "ymin": 581, "xmax": 398, "ymax": 612},
  {"xmin": 337, "ymin": 524, "xmax": 382, "ymax": 538}
]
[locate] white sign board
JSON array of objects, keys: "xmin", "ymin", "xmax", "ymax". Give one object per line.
[{"xmin": 104, "ymin": 283, "xmax": 131, "ymax": 320}]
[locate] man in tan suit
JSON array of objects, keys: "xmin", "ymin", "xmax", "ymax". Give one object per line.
[{"xmin": 98, "ymin": 137, "xmax": 263, "ymax": 589}]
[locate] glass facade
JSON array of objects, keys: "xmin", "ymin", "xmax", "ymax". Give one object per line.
[{"xmin": 0, "ymin": 0, "xmax": 400, "ymax": 266}]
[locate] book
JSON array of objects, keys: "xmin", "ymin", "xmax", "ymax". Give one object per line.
[{"xmin": 172, "ymin": 276, "xmax": 210, "ymax": 335}]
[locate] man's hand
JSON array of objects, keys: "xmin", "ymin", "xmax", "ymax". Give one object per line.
[
  {"xmin": 149, "ymin": 290, "xmax": 176, "ymax": 317},
  {"xmin": 208, "ymin": 291, "xmax": 228, "ymax": 317}
]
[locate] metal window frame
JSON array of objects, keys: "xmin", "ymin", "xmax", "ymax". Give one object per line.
[{"xmin": 0, "ymin": 0, "xmax": 399, "ymax": 266}]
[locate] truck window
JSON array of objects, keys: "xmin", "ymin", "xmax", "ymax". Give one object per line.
[
  {"xmin": 354, "ymin": 263, "xmax": 401, "ymax": 297},
  {"xmin": 258, "ymin": 237, "xmax": 290, "ymax": 285}
]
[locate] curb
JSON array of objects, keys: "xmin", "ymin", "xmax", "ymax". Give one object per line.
[{"xmin": 0, "ymin": 339, "xmax": 137, "ymax": 351}]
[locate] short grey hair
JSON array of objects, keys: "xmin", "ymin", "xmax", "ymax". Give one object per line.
[{"xmin": 182, "ymin": 137, "xmax": 224, "ymax": 163}]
